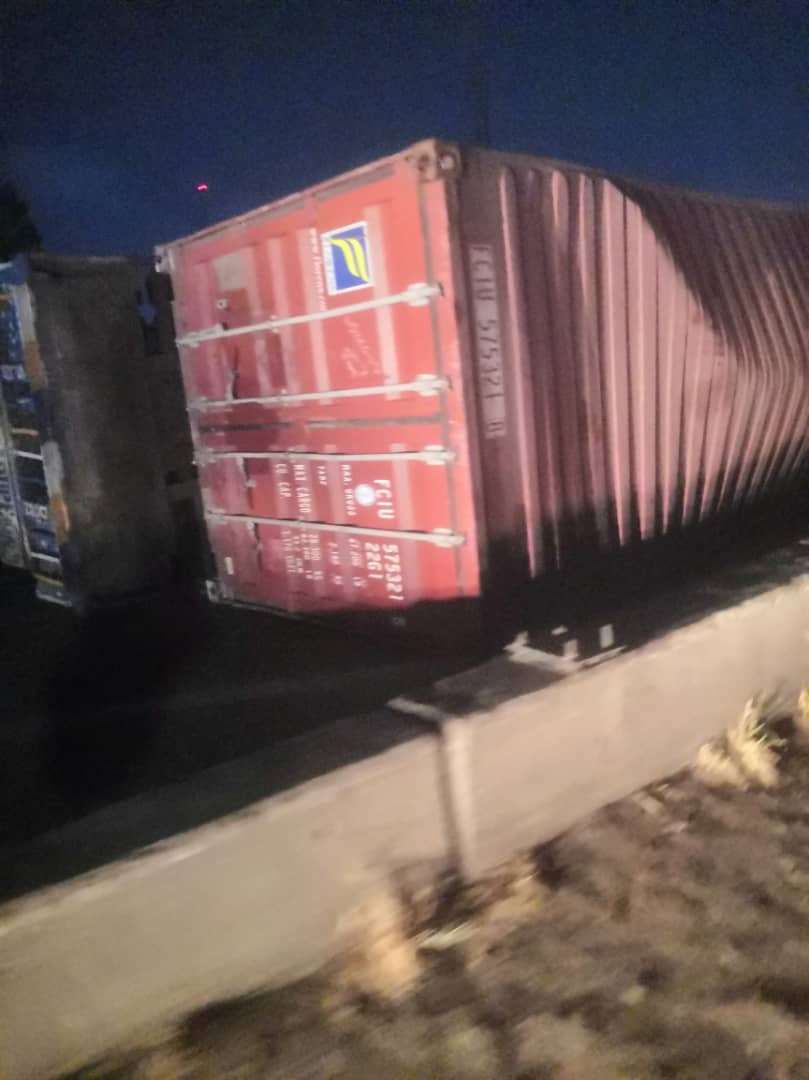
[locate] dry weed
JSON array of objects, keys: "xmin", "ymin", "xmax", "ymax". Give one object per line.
[
  {"xmin": 333, "ymin": 857, "xmax": 545, "ymax": 1002},
  {"xmin": 695, "ymin": 697, "xmax": 784, "ymax": 789},
  {"xmin": 132, "ymin": 1043, "xmax": 190, "ymax": 1080},
  {"xmin": 694, "ymin": 742, "xmax": 748, "ymax": 789},
  {"xmin": 416, "ymin": 854, "xmax": 546, "ymax": 966},
  {"xmin": 796, "ymin": 688, "xmax": 809, "ymax": 736},
  {"xmin": 478, "ymin": 853, "xmax": 546, "ymax": 926},
  {"xmin": 335, "ymin": 889, "xmax": 422, "ymax": 1002},
  {"xmin": 726, "ymin": 698, "xmax": 782, "ymax": 788}
]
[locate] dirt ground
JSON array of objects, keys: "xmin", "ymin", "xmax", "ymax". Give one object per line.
[{"xmin": 64, "ymin": 723, "xmax": 809, "ymax": 1080}]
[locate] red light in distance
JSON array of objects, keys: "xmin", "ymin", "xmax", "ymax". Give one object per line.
[{"xmin": 196, "ymin": 183, "xmax": 209, "ymax": 192}]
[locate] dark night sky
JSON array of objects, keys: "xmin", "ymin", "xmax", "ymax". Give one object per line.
[{"xmin": 2, "ymin": 0, "xmax": 807, "ymax": 256}]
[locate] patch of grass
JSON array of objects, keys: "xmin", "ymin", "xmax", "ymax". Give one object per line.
[
  {"xmin": 695, "ymin": 697, "xmax": 784, "ymax": 790},
  {"xmin": 694, "ymin": 742, "xmax": 749, "ymax": 789}
]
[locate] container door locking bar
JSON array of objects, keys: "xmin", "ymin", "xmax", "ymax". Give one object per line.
[
  {"xmin": 205, "ymin": 511, "xmax": 465, "ymax": 549},
  {"xmin": 187, "ymin": 374, "xmax": 449, "ymax": 410},
  {"xmin": 176, "ymin": 281, "xmax": 441, "ymax": 349},
  {"xmin": 197, "ymin": 447, "xmax": 455, "ymax": 466}
]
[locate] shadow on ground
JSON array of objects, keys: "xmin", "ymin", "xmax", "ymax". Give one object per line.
[
  {"xmin": 4, "ymin": 509, "xmax": 809, "ymax": 902},
  {"xmin": 0, "ymin": 569, "xmax": 463, "ymax": 897}
]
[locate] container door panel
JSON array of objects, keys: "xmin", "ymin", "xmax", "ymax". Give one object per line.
[{"xmin": 171, "ymin": 154, "xmax": 476, "ymax": 631}]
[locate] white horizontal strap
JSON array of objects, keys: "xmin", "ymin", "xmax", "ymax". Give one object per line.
[
  {"xmin": 205, "ymin": 511, "xmax": 465, "ymax": 549},
  {"xmin": 30, "ymin": 552, "xmax": 61, "ymax": 563},
  {"xmin": 197, "ymin": 447, "xmax": 455, "ymax": 466},
  {"xmin": 188, "ymin": 374, "xmax": 448, "ymax": 410},
  {"xmin": 177, "ymin": 281, "xmax": 441, "ymax": 349},
  {"xmin": 13, "ymin": 450, "xmax": 43, "ymax": 460}
]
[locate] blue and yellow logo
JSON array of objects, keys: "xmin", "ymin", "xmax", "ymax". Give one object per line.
[{"xmin": 321, "ymin": 222, "xmax": 373, "ymax": 295}]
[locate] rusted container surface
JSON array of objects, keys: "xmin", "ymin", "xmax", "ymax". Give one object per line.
[
  {"xmin": 160, "ymin": 140, "xmax": 809, "ymax": 639},
  {"xmin": 0, "ymin": 255, "xmax": 176, "ymax": 607}
]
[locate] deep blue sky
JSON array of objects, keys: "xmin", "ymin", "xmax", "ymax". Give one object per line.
[{"xmin": 2, "ymin": 0, "xmax": 807, "ymax": 255}]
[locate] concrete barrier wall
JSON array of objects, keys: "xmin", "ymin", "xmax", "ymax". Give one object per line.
[
  {"xmin": 0, "ymin": 733, "xmax": 450, "ymax": 1080},
  {"xmin": 3, "ymin": 571, "xmax": 809, "ymax": 1078},
  {"xmin": 460, "ymin": 576, "xmax": 809, "ymax": 873}
]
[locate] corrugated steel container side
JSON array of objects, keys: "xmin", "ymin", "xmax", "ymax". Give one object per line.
[
  {"xmin": 161, "ymin": 140, "xmax": 809, "ymax": 640},
  {"xmin": 456, "ymin": 147, "xmax": 809, "ymax": 589},
  {"xmin": 0, "ymin": 254, "xmax": 176, "ymax": 607}
]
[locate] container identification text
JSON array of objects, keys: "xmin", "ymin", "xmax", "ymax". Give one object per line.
[{"xmin": 469, "ymin": 244, "xmax": 506, "ymax": 439}]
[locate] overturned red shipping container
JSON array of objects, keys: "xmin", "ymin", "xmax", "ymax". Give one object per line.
[{"xmin": 159, "ymin": 140, "xmax": 809, "ymax": 640}]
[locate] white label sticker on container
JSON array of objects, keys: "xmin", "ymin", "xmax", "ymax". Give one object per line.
[
  {"xmin": 469, "ymin": 244, "xmax": 506, "ymax": 439},
  {"xmin": 224, "ymin": 555, "xmax": 234, "ymax": 575}
]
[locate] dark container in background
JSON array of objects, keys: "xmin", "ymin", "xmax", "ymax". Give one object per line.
[
  {"xmin": 0, "ymin": 254, "xmax": 176, "ymax": 608},
  {"xmin": 133, "ymin": 262, "xmax": 209, "ymax": 585}
]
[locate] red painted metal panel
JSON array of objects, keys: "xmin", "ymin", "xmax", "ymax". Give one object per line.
[
  {"xmin": 456, "ymin": 146, "xmax": 809, "ymax": 587},
  {"xmin": 160, "ymin": 142, "xmax": 481, "ymax": 637},
  {"xmin": 161, "ymin": 140, "xmax": 809, "ymax": 638}
]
